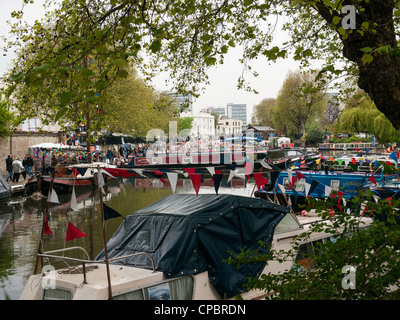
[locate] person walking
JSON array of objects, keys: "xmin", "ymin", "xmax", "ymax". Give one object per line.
[
  {"xmin": 25, "ymin": 154, "xmax": 34, "ymax": 177},
  {"xmin": 12, "ymin": 157, "xmax": 24, "ymax": 182},
  {"xmin": 106, "ymin": 148, "xmax": 113, "ymax": 164},
  {"xmin": 5, "ymin": 154, "xmax": 13, "ymax": 182},
  {"xmin": 22, "ymin": 155, "xmax": 28, "ymax": 179}
]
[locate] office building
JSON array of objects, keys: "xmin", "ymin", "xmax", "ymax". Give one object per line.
[{"xmin": 226, "ymin": 103, "xmax": 247, "ymax": 127}]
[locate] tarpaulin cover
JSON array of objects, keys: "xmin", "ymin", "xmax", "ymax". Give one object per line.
[{"xmin": 96, "ymin": 194, "xmax": 288, "ymax": 298}]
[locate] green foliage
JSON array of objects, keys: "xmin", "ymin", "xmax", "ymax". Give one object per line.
[
  {"xmin": 228, "ymin": 192, "xmax": 400, "ymax": 300},
  {"xmin": 102, "ymin": 69, "xmax": 177, "ymax": 137},
  {"xmin": 337, "ymin": 91, "xmax": 400, "ymax": 144},
  {"xmin": 275, "ymin": 70, "xmax": 326, "ymax": 136},
  {"xmin": 177, "ymin": 117, "xmax": 194, "ymax": 133},
  {"xmin": 4, "ymin": 0, "xmax": 400, "ymax": 136},
  {"xmin": 0, "ymin": 98, "xmax": 14, "ymax": 138},
  {"xmin": 304, "ymin": 126, "xmax": 325, "ymax": 146}
]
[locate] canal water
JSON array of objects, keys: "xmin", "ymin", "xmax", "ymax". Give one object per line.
[{"xmin": 0, "ymin": 175, "xmax": 255, "ymax": 300}]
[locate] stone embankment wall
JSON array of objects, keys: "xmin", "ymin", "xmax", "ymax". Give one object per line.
[{"xmin": 0, "ymin": 131, "xmax": 66, "ymax": 177}]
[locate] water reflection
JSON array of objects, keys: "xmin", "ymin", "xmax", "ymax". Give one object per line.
[{"xmin": 0, "ymin": 175, "xmax": 254, "ymax": 300}]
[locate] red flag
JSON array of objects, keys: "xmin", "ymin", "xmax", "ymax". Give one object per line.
[
  {"xmin": 70, "ymin": 168, "xmax": 82, "ymax": 186},
  {"xmin": 184, "ymin": 168, "xmax": 196, "ymax": 174},
  {"xmin": 244, "ymin": 162, "xmax": 253, "ymax": 180},
  {"xmin": 296, "ymin": 171, "xmax": 305, "ymax": 179},
  {"xmin": 66, "ymin": 222, "xmax": 88, "ymax": 242},
  {"xmin": 44, "ymin": 216, "xmax": 52, "ymax": 235},
  {"xmin": 189, "ymin": 173, "xmax": 202, "ymax": 196},
  {"xmin": 368, "ymin": 175, "xmax": 376, "ymax": 185},
  {"xmin": 252, "ymin": 172, "xmax": 263, "ymax": 191},
  {"xmin": 103, "ymin": 168, "xmax": 137, "ymax": 178}
]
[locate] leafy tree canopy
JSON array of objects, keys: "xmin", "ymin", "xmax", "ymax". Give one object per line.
[{"xmin": 4, "ymin": 0, "xmax": 400, "ymax": 131}]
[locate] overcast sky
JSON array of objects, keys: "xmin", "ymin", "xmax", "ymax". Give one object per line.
[{"xmin": 0, "ymin": 0, "xmax": 307, "ymax": 119}]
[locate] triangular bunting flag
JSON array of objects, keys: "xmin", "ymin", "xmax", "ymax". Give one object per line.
[
  {"xmin": 296, "ymin": 171, "xmax": 305, "ymax": 180},
  {"xmin": 213, "ymin": 174, "xmax": 223, "ymax": 195},
  {"xmin": 228, "ymin": 169, "xmax": 238, "ymax": 182},
  {"xmin": 260, "ymin": 160, "xmax": 272, "ymax": 170},
  {"xmin": 287, "ymin": 168, "xmax": 292, "ymax": 182},
  {"xmin": 253, "ymin": 172, "xmax": 264, "ymax": 191},
  {"xmin": 309, "ymin": 180, "xmax": 319, "ymax": 195},
  {"xmin": 166, "ymin": 172, "xmax": 178, "ymax": 193},
  {"xmin": 97, "ymin": 171, "xmax": 105, "ymax": 188},
  {"xmin": 189, "ymin": 173, "xmax": 202, "ymax": 196},
  {"xmin": 70, "ymin": 186, "xmax": 78, "ymax": 211},
  {"xmin": 103, "ymin": 203, "xmax": 123, "ymax": 220},
  {"xmin": 65, "ymin": 222, "xmax": 88, "ymax": 242},
  {"xmin": 390, "ymin": 151, "xmax": 398, "ymax": 162},
  {"xmin": 270, "ymin": 171, "xmax": 279, "ymax": 187},
  {"xmin": 206, "ymin": 167, "xmax": 215, "ymax": 176},
  {"xmin": 325, "ymin": 185, "xmax": 332, "ymax": 197},
  {"xmin": 44, "ymin": 216, "xmax": 52, "ymax": 235},
  {"xmin": 184, "ymin": 168, "xmax": 196, "ymax": 174},
  {"xmin": 368, "ymin": 175, "xmax": 377, "ymax": 185},
  {"xmin": 304, "ymin": 182, "xmax": 311, "ymax": 197},
  {"xmin": 77, "ymin": 168, "xmax": 87, "ymax": 177},
  {"xmin": 133, "ymin": 169, "xmax": 147, "ymax": 178},
  {"xmin": 244, "ymin": 162, "xmax": 253, "ymax": 180},
  {"xmin": 48, "ymin": 189, "xmax": 60, "ymax": 204}
]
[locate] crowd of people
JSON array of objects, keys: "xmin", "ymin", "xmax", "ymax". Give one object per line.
[{"xmin": 5, "ymin": 154, "xmax": 34, "ymax": 183}]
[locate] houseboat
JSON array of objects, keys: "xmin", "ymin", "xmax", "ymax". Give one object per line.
[{"xmin": 20, "ymin": 193, "xmax": 372, "ymax": 300}]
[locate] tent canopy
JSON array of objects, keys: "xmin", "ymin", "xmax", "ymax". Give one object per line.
[{"xmin": 96, "ymin": 193, "xmax": 288, "ymax": 298}]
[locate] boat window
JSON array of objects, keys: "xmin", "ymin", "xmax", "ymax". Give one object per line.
[
  {"xmin": 283, "ymin": 178, "xmax": 290, "ymax": 189},
  {"xmin": 114, "ymin": 289, "xmax": 145, "ymax": 300},
  {"xmin": 286, "ymin": 150, "xmax": 298, "ymax": 157},
  {"xmin": 294, "ymin": 238, "xmax": 335, "ymax": 271},
  {"xmin": 43, "ymin": 288, "xmax": 72, "ymax": 300},
  {"xmin": 294, "ymin": 179, "xmax": 305, "ymax": 192},
  {"xmin": 275, "ymin": 213, "xmax": 302, "ymax": 234},
  {"xmin": 114, "ymin": 276, "xmax": 194, "ymax": 300},
  {"xmin": 330, "ymin": 180, "xmax": 340, "ymax": 191}
]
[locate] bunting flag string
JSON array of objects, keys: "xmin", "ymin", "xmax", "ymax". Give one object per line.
[
  {"xmin": 44, "ymin": 216, "xmax": 52, "ymax": 235},
  {"xmin": 189, "ymin": 173, "xmax": 202, "ymax": 196},
  {"xmin": 48, "ymin": 189, "xmax": 60, "ymax": 204},
  {"xmin": 65, "ymin": 222, "xmax": 88, "ymax": 242},
  {"xmin": 103, "ymin": 203, "xmax": 123, "ymax": 220},
  {"xmin": 166, "ymin": 172, "xmax": 178, "ymax": 193},
  {"xmin": 70, "ymin": 186, "xmax": 78, "ymax": 211},
  {"xmin": 213, "ymin": 174, "xmax": 223, "ymax": 195}
]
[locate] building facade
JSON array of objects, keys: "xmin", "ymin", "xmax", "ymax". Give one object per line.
[
  {"xmin": 180, "ymin": 111, "xmax": 215, "ymax": 137},
  {"xmin": 216, "ymin": 116, "xmax": 243, "ymax": 137},
  {"xmin": 226, "ymin": 103, "xmax": 247, "ymax": 128}
]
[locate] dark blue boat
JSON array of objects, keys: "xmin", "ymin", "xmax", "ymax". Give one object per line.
[{"xmin": 257, "ymin": 170, "xmax": 397, "ymax": 210}]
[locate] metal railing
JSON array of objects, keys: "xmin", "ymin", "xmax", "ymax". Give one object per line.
[{"xmin": 38, "ymin": 246, "xmax": 156, "ymax": 284}]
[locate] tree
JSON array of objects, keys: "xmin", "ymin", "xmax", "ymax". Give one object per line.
[
  {"xmin": 228, "ymin": 192, "xmax": 400, "ymax": 300},
  {"xmin": 321, "ymin": 94, "xmax": 341, "ymax": 129},
  {"xmin": 0, "ymin": 98, "xmax": 13, "ymax": 138},
  {"xmin": 304, "ymin": 126, "xmax": 325, "ymax": 146},
  {"xmin": 177, "ymin": 117, "xmax": 193, "ymax": 133},
  {"xmin": 102, "ymin": 69, "xmax": 177, "ymax": 137},
  {"xmin": 337, "ymin": 90, "xmax": 400, "ymax": 144},
  {"xmin": 276, "ymin": 70, "xmax": 326, "ymax": 137},
  {"xmin": 5, "ymin": 0, "xmax": 400, "ymax": 133},
  {"xmin": 251, "ymin": 98, "xmax": 276, "ymax": 126}
]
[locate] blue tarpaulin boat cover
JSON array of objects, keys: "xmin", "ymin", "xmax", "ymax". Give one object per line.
[{"xmin": 96, "ymin": 194, "xmax": 288, "ymax": 298}]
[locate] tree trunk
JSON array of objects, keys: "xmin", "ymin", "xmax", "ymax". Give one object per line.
[{"xmin": 315, "ymin": 0, "xmax": 400, "ymax": 129}]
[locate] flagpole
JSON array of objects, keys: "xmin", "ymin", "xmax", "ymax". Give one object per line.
[
  {"xmin": 98, "ymin": 168, "xmax": 113, "ymax": 300},
  {"xmin": 34, "ymin": 159, "xmax": 57, "ymax": 275}
]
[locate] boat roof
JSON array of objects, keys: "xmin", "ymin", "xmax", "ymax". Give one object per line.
[{"xmin": 96, "ymin": 193, "xmax": 289, "ymax": 298}]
